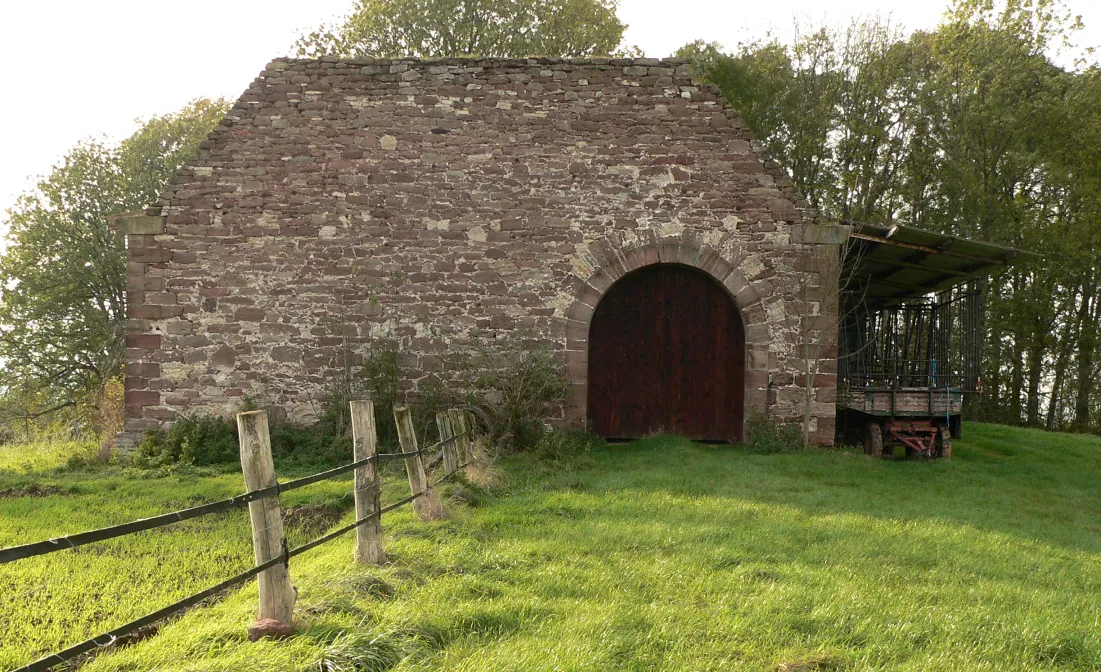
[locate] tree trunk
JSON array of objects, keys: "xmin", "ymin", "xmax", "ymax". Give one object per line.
[
  {"xmin": 1046, "ymin": 328, "xmax": 1073, "ymax": 431},
  {"xmin": 983, "ymin": 313, "xmax": 1003, "ymax": 421},
  {"xmin": 1046, "ymin": 283, "xmax": 1083, "ymax": 430},
  {"xmin": 1025, "ymin": 327, "xmax": 1045, "ymax": 427},
  {"xmin": 1009, "ymin": 275, "xmax": 1025, "ymax": 425},
  {"xmin": 1073, "ymin": 288, "xmax": 1098, "ymax": 431},
  {"xmin": 1046, "ymin": 357, "xmax": 1067, "ymax": 430},
  {"xmin": 1010, "ymin": 330, "xmax": 1025, "ymax": 425}
]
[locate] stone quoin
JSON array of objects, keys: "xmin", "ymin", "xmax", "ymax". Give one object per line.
[{"xmin": 121, "ymin": 56, "xmax": 841, "ymax": 445}]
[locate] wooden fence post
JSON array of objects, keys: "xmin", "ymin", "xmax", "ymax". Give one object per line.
[
  {"xmin": 349, "ymin": 400, "xmax": 383, "ymax": 565},
  {"xmin": 466, "ymin": 411, "xmax": 477, "ymax": 456},
  {"xmin": 393, "ymin": 405, "xmax": 431, "ymax": 519},
  {"xmin": 436, "ymin": 412, "xmax": 457, "ymax": 475},
  {"xmin": 448, "ymin": 408, "xmax": 471, "ymax": 464},
  {"xmin": 237, "ymin": 410, "xmax": 296, "ymax": 626}
]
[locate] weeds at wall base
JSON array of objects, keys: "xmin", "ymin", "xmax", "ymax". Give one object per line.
[
  {"xmin": 134, "ymin": 332, "xmax": 573, "ymax": 469},
  {"xmin": 743, "ymin": 412, "xmax": 804, "ymax": 453}
]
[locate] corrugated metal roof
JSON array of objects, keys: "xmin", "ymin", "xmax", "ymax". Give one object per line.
[{"xmin": 843, "ymin": 222, "xmax": 1041, "ymax": 306}]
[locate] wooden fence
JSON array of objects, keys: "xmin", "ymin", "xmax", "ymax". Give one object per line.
[{"xmin": 1, "ymin": 401, "xmax": 477, "ymax": 672}]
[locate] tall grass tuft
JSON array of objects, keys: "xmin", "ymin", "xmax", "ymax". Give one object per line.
[{"xmin": 317, "ymin": 630, "xmax": 404, "ymax": 672}]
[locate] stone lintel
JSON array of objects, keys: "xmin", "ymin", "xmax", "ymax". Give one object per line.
[
  {"xmin": 790, "ymin": 222, "xmax": 852, "ymax": 245},
  {"xmin": 117, "ymin": 215, "xmax": 164, "ymax": 235}
]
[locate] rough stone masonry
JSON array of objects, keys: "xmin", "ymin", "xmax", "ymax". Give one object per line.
[{"xmin": 121, "ymin": 56, "xmax": 842, "ymax": 445}]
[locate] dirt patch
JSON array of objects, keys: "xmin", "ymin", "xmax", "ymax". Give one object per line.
[
  {"xmin": 0, "ymin": 484, "xmax": 70, "ymax": 498},
  {"xmin": 463, "ymin": 453, "xmax": 505, "ymax": 489},
  {"xmin": 417, "ymin": 488, "xmax": 449, "ymax": 521},
  {"xmin": 282, "ymin": 502, "xmax": 347, "ymax": 537}
]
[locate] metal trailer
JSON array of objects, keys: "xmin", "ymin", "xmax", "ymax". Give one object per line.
[
  {"xmin": 839, "ymin": 386, "xmax": 963, "ymax": 459},
  {"xmin": 836, "ymin": 223, "xmax": 1039, "ymax": 459}
]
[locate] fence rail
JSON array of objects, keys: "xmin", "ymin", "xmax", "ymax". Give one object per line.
[
  {"xmin": 0, "ymin": 447, "xmax": 453, "ymax": 565},
  {"xmin": 5, "ymin": 402, "xmax": 478, "ymax": 672}
]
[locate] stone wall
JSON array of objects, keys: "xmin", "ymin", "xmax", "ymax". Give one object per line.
[{"xmin": 123, "ymin": 56, "xmax": 840, "ymax": 445}]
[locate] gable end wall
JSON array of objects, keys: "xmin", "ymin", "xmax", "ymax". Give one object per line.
[{"xmin": 123, "ymin": 57, "xmax": 839, "ymax": 445}]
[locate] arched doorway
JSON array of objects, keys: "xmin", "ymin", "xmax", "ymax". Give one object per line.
[{"xmin": 587, "ymin": 263, "xmax": 745, "ymax": 441}]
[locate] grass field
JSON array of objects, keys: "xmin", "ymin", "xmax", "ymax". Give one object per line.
[
  {"xmin": 0, "ymin": 442, "xmax": 371, "ymax": 671},
  {"xmin": 2, "ymin": 424, "xmax": 1100, "ymax": 671}
]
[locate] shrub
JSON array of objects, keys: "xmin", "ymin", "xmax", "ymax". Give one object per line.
[
  {"xmin": 360, "ymin": 342, "xmax": 401, "ymax": 443},
  {"xmin": 136, "ymin": 414, "xmax": 239, "ymax": 466},
  {"xmin": 743, "ymin": 412, "xmax": 802, "ymax": 453},
  {"xmin": 269, "ymin": 422, "xmax": 351, "ymax": 469},
  {"xmin": 81, "ymin": 377, "xmax": 125, "ymax": 461},
  {"xmin": 314, "ymin": 340, "xmax": 404, "ymax": 448},
  {"xmin": 137, "ymin": 413, "xmax": 359, "ymax": 469},
  {"xmin": 450, "ymin": 333, "xmax": 571, "ymax": 453}
]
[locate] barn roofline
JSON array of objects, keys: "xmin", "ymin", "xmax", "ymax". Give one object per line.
[
  {"xmin": 139, "ymin": 55, "xmax": 814, "ymax": 224},
  {"xmin": 273, "ymin": 56, "xmax": 693, "ymax": 67}
]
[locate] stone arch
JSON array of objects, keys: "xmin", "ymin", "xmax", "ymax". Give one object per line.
[{"xmin": 561, "ymin": 231, "xmax": 772, "ymax": 438}]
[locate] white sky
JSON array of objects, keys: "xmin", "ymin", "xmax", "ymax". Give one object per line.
[{"xmin": 1, "ymin": 0, "xmax": 1098, "ymax": 217}]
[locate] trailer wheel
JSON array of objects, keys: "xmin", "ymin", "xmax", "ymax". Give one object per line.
[
  {"xmin": 863, "ymin": 421, "xmax": 883, "ymax": 457},
  {"xmin": 949, "ymin": 414, "xmax": 962, "ymax": 440},
  {"xmin": 936, "ymin": 424, "xmax": 952, "ymax": 460}
]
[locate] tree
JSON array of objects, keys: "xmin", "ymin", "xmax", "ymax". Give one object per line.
[
  {"xmin": 682, "ymin": 0, "xmax": 1101, "ymax": 435},
  {"xmin": 0, "ymin": 140, "xmax": 127, "ymax": 424},
  {"xmin": 679, "ymin": 18, "xmax": 912, "ymax": 222},
  {"xmin": 0, "ymin": 99, "xmax": 229, "ymax": 433},
  {"xmin": 294, "ymin": 0, "xmax": 629, "ymax": 59}
]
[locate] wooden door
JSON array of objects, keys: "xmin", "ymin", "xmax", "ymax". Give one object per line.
[{"xmin": 587, "ymin": 264, "xmax": 745, "ymax": 441}]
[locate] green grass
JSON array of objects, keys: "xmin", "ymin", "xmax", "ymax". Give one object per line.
[
  {"xmin": 0, "ymin": 449, "xmax": 367, "ymax": 670},
  {"xmin": 3, "ymin": 424, "xmax": 1100, "ymax": 671},
  {"xmin": 0, "ymin": 439, "xmax": 98, "ymax": 473}
]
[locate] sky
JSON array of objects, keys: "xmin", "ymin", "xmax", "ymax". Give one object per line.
[{"xmin": 1, "ymin": 0, "xmax": 1098, "ymax": 218}]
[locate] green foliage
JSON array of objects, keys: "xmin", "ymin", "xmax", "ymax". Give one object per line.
[
  {"xmin": 4, "ymin": 424, "xmax": 1099, "ymax": 670},
  {"xmin": 0, "ymin": 139, "xmax": 128, "ymax": 417},
  {"xmin": 272, "ymin": 423, "xmax": 350, "ymax": 469},
  {"xmin": 0, "ymin": 99, "xmax": 229, "ymax": 424},
  {"xmin": 310, "ymin": 338, "xmax": 404, "ymax": 452},
  {"xmin": 116, "ymin": 100, "xmax": 233, "ymax": 208},
  {"xmin": 0, "ymin": 387, "xmax": 83, "ymax": 445},
  {"xmin": 449, "ymin": 333, "xmax": 572, "ymax": 453},
  {"xmin": 681, "ymin": 3, "xmax": 1101, "ymax": 433},
  {"xmin": 359, "ymin": 343, "xmax": 402, "ymax": 443},
  {"xmin": 294, "ymin": 0, "xmax": 629, "ymax": 59},
  {"xmin": 743, "ymin": 412, "xmax": 803, "ymax": 453},
  {"xmin": 136, "ymin": 415, "xmax": 239, "ymax": 467},
  {"xmin": 132, "ymin": 338, "xmax": 453, "ymax": 469},
  {"xmin": 308, "ymin": 331, "xmax": 569, "ymax": 454},
  {"xmin": 136, "ymin": 414, "xmax": 363, "ymax": 469}
]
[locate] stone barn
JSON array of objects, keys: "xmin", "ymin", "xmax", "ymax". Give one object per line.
[{"xmin": 120, "ymin": 56, "xmax": 843, "ymax": 445}]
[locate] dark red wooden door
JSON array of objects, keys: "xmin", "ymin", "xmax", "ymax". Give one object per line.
[{"xmin": 587, "ymin": 264, "xmax": 745, "ymax": 441}]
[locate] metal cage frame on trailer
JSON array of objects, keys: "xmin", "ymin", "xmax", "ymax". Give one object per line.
[{"xmin": 835, "ymin": 222, "xmax": 1039, "ymax": 458}]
